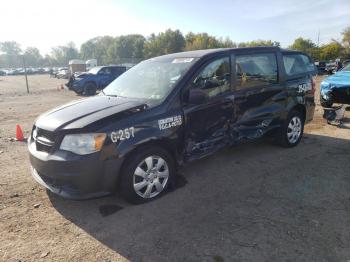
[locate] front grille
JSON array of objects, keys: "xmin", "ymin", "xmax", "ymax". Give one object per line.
[
  {"xmin": 33, "ymin": 127, "xmax": 57, "ymax": 153},
  {"xmin": 36, "ymin": 142, "xmax": 52, "ymax": 153},
  {"xmin": 36, "ymin": 128, "xmax": 56, "ymax": 142}
]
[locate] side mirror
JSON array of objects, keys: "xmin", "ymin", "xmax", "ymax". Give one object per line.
[{"xmin": 188, "ymin": 88, "xmax": 208, "ymax": 105}]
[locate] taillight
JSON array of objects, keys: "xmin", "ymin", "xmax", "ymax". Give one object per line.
[{"xmin": 311, "ymin": 77, "xmax": 316, "ymax": 94}]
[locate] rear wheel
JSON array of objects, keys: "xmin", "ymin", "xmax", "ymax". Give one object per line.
[
  {"xmin": 277, "ymin": 110, "xmax": 304, "ymax": 147},
  {"xmin": 119, "ymin": 146, "xmax": 174, "ymax": 204},
  {"xmin": 84, "ymin": 82, "xmax": 97, "ymax": 96}
]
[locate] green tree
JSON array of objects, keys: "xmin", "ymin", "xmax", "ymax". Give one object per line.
[
  {"xmin": 80, "ymin": 36, "xmax": 115, "ymax": 65},
  {"xmin": 289, "ymin": 37, "xmax": 316, "ymax": 52},
  {"xmin": 341, "ymin": 27, "xmax": 350, "ymax": 47},
  {"xmin": 50, "ymin": 42, "xmax": 79, "ymax": 66},
  {"xmin": 238, "ymin": 40, "xmax": 280, "ymax": 48},
  {"xmin": 0, "ymin": 41, "xmax": 22, "ymax": 67},
  {"xmin": 289, "ymin": 37, "xmax": 320, "ymax": 60},
  {"xmin": 108, "ymin": 34, "xmax": 145, "ymax": 64},
  {"xmin": 24, "ymin": 47, "xmax": 43, "ymax": 67},
  {"xmin": 185, "ymin": 32, "xmax": 222, "ymax": 50},
  {"xmin": 144, "ymin": 29, "xmax": 185, "ymax": 58},
  {"xmin": 319, "ymin": 42, "xmax": 343, "ymax": 60},
  {"xmin": 0, "ymin": 41, "xmax": 21, "ymax": 55},
  {"xmin": 219, "ymin": 37, "xmax": 237, "ymax": 48},
  {"xmin": 341, "ymin": 26, "xmax": 350, "ymax": 57}
]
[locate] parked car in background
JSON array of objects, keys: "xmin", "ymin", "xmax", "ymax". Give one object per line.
[
  {"xmin": 0, "ymin": 70, "xmax": 6, "ymax": 76},
  {"xmin": 320, "ymin": 63, "xmax": 350, "ymax": 107},
  {"xmin": 56, "ymin": 68, "xmax": 70, "ymax": 79},
  {"xmin": 1, "ymin": 67, "xmax": 51, "ymax": 76},
  {"xmin": 325, "ymin": 62, "xmax": 337, "ymax": 75},
  {"xmin": 66, "ymin": 65, "xmax": 127, "ymax": 95},
  {"xmin": 29, "ymin": 47, "xmax": 316, "ymax": 203},
  {"xmin": 315, "ymin": 61, "xmax": 326, "ymax": 74}
]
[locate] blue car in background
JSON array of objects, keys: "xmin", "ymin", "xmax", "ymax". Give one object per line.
[
  {"xmin": 66, "ymin": 65, "xmax": 127, "ymax": 96},
  {"xmin": 320, "ymin": 63, "xmax": 350, "ymax": 107}
]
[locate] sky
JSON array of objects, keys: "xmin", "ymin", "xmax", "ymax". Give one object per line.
[{"xmin": 1, "ymin": 0, "xmax": 349, "ymax": 55}]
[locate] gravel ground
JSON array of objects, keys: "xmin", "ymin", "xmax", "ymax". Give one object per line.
[{"xmin": 0, "ymin": 75, "xmax": 350, "ymax": 262}]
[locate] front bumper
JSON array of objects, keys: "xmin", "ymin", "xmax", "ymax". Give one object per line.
[
  {"xmin": 320, "ymin": 87, "xmax": 332, "ymax": 103},
  {"xmin": 28, "ymin": 137, "xmax": 123, "ymax": 200}
]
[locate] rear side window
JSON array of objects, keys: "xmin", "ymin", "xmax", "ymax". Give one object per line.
[
  {"xmin": 283, "ymin": 54, "xmax": 315, "ymax": 76},
  {"xmin": 236, "ymin": 53, "xmax": 278, "ymax": 89}
]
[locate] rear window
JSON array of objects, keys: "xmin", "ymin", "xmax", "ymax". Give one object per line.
[{"xmin": 283, "ymin": 54, "xmax": 315, "ymax": 76}]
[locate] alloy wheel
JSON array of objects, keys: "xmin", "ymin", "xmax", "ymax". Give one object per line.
[
  {"xmin": 133, "ymin": 155, "xmax": 169, "ymax": 199},
  {"xmin": 287, "ymin": 116, "xmax": 302, "ymax": 144}
]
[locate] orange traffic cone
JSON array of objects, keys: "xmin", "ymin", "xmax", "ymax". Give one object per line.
[
  {"xmin": 61, "ymin": 84, "xmax": 64, "ymax": 90},
  {"xmin": 16, "ymin": 124, "xmax": 24, "ymax": 141}
]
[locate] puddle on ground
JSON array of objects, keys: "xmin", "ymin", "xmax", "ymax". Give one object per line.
[{"xmin": 99, "ymin": 204, "xmax": 123, "ymax": 217}]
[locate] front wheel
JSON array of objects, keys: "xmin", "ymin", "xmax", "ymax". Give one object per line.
[
  {"xmin": 83, "ymin": 83, "xmax": 97, "ymax": 96},
  {"xmin": 119, "ymin": 146, "xmax": 175, "ymax": 204},
  {"xmin": 278, "ymin": 110, "xmax": 304, "ymax": 147}
]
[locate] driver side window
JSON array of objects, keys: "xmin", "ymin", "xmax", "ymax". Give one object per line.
[{"xmin": 192, "ymin": 57, "xmax": 231, "ymax": 98}]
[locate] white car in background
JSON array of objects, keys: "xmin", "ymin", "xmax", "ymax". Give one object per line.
[{"xmin": 56, "ymin": 68, "xmax": 70, "ymax": 79}]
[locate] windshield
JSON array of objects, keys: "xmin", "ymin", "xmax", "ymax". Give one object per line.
[
  {"xmin": 103, "ymin": 57, "xmax": 197, "ymax": 100},
  {"xmin": 88, "ymin": 67, "xmax": 101, "ymax": 74},
  {"xmin": 341, "ymin": 63, "xmax": 350, "ymax": 71}
]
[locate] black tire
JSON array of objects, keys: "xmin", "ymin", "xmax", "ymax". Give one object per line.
[
  {"xmin": 119, "ymin": 146, "xmax": 175, "ymax": 204},
  {"xmin": 83, "ymin": 82, "xmax": 97, "ymax": 96},
  {"xmin": 277, "ymin": 110, "xmax": 304, "ymax": 148}
]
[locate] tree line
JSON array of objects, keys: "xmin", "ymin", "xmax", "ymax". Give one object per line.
[{"xmin": 1, "ymin": 27, "xmax": 349, "ymax": 68}]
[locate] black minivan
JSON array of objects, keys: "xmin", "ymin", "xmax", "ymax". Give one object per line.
[{"xmin": 28, "ymin": 47, "xmax": 316, "ymax": 203}]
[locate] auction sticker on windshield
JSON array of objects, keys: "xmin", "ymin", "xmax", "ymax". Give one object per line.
[{"xmin": 172, "ymin": 58, "xmax": 194, "ymax": 63}]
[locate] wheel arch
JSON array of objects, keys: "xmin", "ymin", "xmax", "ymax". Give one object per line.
[
  {"xmin": 289, "ymin": 103, "xmax": 306, "ymax": 122},
  {"xmin": 116, "ymin": 138, "xmax": 180, "ymax": 185}
]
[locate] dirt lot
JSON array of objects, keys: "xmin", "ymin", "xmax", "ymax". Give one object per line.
[{"xmin": 1, "ymin": 74, "xmax": 350, "ymax": 262}]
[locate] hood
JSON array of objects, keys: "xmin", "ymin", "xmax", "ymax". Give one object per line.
[
  {"xmin": 35, "ymin": 95, "xmax": 148, "ymax": 131},
  {"xmin": 74, "ymin": 72, "xmax": 93, "ymax": 78},
  {"xmin": 324, "ymin": 71, "xmax": 350, "ymax": 87}
]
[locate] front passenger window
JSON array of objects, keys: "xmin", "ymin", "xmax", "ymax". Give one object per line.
[{"xmin": 192, "ymin": 57, "xmax": 231, "ymax": 98}]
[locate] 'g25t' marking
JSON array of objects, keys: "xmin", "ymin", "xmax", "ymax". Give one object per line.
[{"xmin": 111, "ymin": 127, "xmax": 135, "ymax": 143}]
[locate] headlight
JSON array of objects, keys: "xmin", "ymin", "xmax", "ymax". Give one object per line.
[
  {"xmin": 320, "ymin": 81, "xmax": 330, "ymax": 89},
  {"xmin": 60, "ymin": 133, "xmax": 106, "ymax": 155}
]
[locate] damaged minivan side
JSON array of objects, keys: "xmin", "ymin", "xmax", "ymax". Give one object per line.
[{"xmin": 28, "ymin": 47, "xmax": 316, "ymax": 204}]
